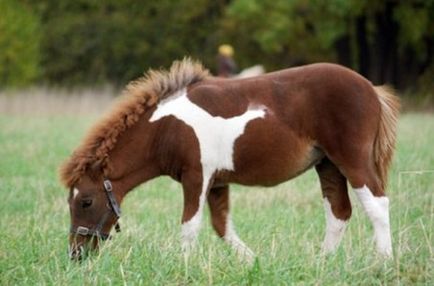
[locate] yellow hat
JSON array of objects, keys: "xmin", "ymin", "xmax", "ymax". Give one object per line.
[{"xmin": 218, "ymin": 44, "xmax": 234, "ymax": 56}]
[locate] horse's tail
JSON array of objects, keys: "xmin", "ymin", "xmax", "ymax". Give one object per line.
[{"xmin": 373, "ymin": 85, "xmax": 400, "ymax": 191}]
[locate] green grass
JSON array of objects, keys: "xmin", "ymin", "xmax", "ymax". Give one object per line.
[{"xmin": 0, "ymin": 113, "xmax": 433, "ymax": 285}]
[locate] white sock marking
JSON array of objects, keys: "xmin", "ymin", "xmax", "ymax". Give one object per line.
[
  {"xmin": 322, "ymin": 198, "xmax": 347, "ymax": 254},
  {"xmin": 180, "ymin": 172, "xmax": 211, "ymax": 253},
  {"xmin": 224, "ymin": 214, "xmax": 255, "ymax": 264},
  {"xmin": 181, "ymin": 212, "xmax": 202, "ymax": 253},
  {"xmin": 150, "ymin": 88, "xmax": 265, "ymax": 255},
  {"xmin": 73, "ymin": 188, "xmax": 79, "ymax": 199},
  {"xmin": 354, "ymin": 185, "xmax": 392, "ymax": 257}
]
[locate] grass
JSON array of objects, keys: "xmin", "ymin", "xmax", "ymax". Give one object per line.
[{"xmin": 0, "ymin": 94, "xmax": 433, "ymax": 285}]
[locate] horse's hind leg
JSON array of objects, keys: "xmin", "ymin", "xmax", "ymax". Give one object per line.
[
  {"xmin": 353, "ymin": 184, "xmax": 391, "ymax": 257},
  {"xmin": 207, "ymin": 184, "xmax": 254, "ymax": 263},
  {"xmin": 347, "ymin": 165, "xmax": 392, "ymax": 257},
  {"xmin": 328, "ymin": 151, "xmax": 392, "ymax": 257},
  {"xmin": 315, "ymin": 158, "xmax": 351, "ymax": 254}
]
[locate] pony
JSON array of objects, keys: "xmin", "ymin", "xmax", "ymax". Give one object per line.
[{"xmin": 61, "ymin": 58, "xmax": 399, "ymax": 261}]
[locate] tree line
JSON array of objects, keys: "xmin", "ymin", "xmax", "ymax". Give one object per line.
[{"xmin": 1, "ymin": 0, "xmax": 433, "ymax": 94}]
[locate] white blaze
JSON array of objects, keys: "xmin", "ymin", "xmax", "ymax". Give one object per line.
[
  {"xmin": 150, "ymin": 88, "xmax": 265, "ymax": 257},
  {"xmin": 73, "ymin": 188, "xmax": 79, "ymax": 199}
]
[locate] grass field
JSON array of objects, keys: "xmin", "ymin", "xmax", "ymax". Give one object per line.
[{"xmin": 0, "ymin": 94, "xmax": 433, "ymax": 285}]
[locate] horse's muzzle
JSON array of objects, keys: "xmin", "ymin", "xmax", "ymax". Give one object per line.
[
  {"xmin": 68, "ymin": 244, "xmax": 84, "ymax": 261},
  {"xmin": 69, "ymin": 234, "xmax": 99, "ymax": 261}
]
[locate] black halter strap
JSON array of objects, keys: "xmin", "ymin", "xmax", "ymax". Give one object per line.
[
  {"xmin": 70, "ymin": 179, "xmax": 121, "ymax": 240},
  {"xmin": 103, "ymin": 180, "xmax": 121, "ymax": 218}
]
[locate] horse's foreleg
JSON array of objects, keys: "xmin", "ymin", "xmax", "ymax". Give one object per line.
[
  {"xmin": 180, "ymin": 170, "xmax": 212, "ymax": 254},
  {"xmin": 315, "ymin": 158, "xmax": 352, "ymax": 254},
  {"xmin": 208, "ymin": 185, "xmax": 255, "ymax": 263}
]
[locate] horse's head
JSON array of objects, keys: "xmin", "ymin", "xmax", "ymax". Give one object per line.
[{"xmin": 68, "ymin": 175, "xmax": 121, "ymax": 261}]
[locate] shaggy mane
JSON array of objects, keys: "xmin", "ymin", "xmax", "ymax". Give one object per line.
[{"xmin": 59, "ymin": 58, "xmax": 210, "ymax": 188}]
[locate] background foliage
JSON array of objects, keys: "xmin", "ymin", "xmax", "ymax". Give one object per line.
[
  {"xmin": 0, "ymin": 0, "xmax": 41, "ymax": 86},
  {"xmin": 1, "ymin": 0, "xmax": 433, "ymax": 93}
]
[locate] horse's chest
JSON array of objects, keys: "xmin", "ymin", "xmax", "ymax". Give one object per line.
[{"xmin": 150, "ymin": 89, "xmax": 266, "ymax": 173}]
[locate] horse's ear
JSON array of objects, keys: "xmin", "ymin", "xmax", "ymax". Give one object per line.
[
  {"xmin": 88, "ymin": 157, "xmax": 110, "ymax": 180},
  {"xmin": 88, "ymin": 158, "xmax": 104, "ymax": 177}
]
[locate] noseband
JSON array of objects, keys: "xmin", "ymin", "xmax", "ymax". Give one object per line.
[{"xmin": 70, "ymin": 179, "xmax": 121, "ymax": 241}]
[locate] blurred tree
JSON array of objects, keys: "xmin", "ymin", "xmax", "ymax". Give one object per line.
[
  {"xmin": 0, "ymin": 0, "xmax": 41, "ymax": 87},
  {"xmin": 220, "ymin": 0, "xmax": 357, "ymax": 71},
  {"xmin": 32, "ymin": 0, "xmax": 223, "ymax": 86},
  {"xmin": 346, "ymin": 0, "xmax": 434, "ymax": 89},
  {"xmin": 220, "ymin": 0, "xmax": 434, "ymax": 90},
  {"xmin": 2, "ymin": 0, "xmax": 433, "ymax": 93}
]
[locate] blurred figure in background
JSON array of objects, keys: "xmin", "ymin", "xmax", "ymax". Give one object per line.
[{"xmin": 217, "ymin": 44, "xmax": 237, "ymax": 77}]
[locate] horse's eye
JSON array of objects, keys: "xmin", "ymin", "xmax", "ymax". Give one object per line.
[{"xmin": 81, "ymin": 199, "xmax": 93, "ymax": 208}]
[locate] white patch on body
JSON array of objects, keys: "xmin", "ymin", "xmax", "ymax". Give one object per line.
[
  {"xmin": 150, "ymin": 88, "xmax": 266, "ymax": 172},
  {"xmin": 224, "ymin": 215, "xmax": 255, "ymax": 264},
  {"xmin": 321, "ymin": 198, "xmax": 347, "ymax": 254},
  {"xmin": 150, "ymin": 88, "xmax": 265, "ymax": 256},
  {"xmin": 354, "ymin": 185, "xmax": 392, "ymax": 257},
  {"xmin": 73, "ymin": 188, "xmax": 79, "ymax": 199}
]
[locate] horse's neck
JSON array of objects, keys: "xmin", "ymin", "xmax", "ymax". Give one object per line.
[
  {"xmin": 107, "ymin": 113, "xmax": 160, "ymax": 197},
  {"xmin": 112, "ymin": 165, "xmax": 159, "ymax": 198}
]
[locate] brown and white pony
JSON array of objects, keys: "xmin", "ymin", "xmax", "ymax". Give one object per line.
[{"xmin": 61, "ymin": 58, "xmax": 399, "ymax": 261}]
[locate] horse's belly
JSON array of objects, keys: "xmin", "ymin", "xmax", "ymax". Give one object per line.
[{"xmin": 226, "ymin": 121, "xmax": 323, "ymax": 186}]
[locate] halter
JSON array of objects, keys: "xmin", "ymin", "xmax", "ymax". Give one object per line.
[{"xmin": 70, "ymin": 179, "xmax": 121, "ymax": 241}]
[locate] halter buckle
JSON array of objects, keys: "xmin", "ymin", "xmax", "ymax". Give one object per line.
[
  {"xmin": 103, "ymin": 180, "xmax": 113, "ymax": 192},
  {"xmin": 76, "ymin": 226, "xmax": 90, "ymax": 236}
]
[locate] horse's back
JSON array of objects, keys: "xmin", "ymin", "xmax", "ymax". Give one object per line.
[
  {"xmin": 191, "ymin": 63, "xmax": 376, "ymax": 106},
  {"xmin": 184, "ymin": 63, "xmax": 381, "ymax": 186},
  {"xmin": 188, "ymin": 63, "xmax": 380, "ymax": 137}
]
